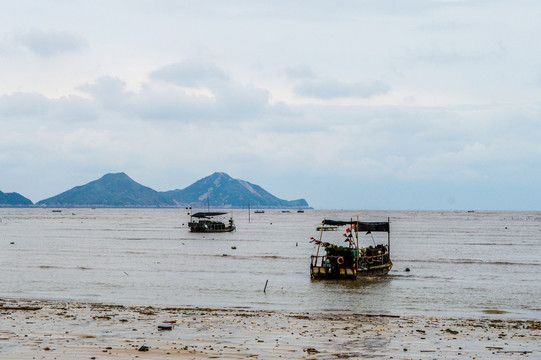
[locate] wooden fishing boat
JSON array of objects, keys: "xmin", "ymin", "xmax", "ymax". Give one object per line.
[
  {"xmin": 310, "ymin": 218, "xmax": 392, "ymax": 279},
  {"xmin": 188, "ymin": 211, "xmax": 235, "ymax": 233}
]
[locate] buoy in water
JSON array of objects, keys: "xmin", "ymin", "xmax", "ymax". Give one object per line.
[{"xmin": 405, "ymin": 267, "xmax": 410, "ymax": 272}]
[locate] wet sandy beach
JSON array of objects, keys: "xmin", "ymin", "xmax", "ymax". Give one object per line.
[{"xmin": 0, "ymin": 299, "xmax": 539, "ymax": 359}]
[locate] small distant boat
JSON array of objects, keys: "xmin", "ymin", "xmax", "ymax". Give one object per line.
[
  {"xmin": 281, "ymin": 210, "xmax": 291, "ymax": 213},
  {"xmin": 316, "ymin": 225, "xmax": 338, "ymax": 231},
  {"xmin": 297, "ymin": 210, "xmax": 304, "ymax": 213},
  {"xmin": 310, "ymin": 218, "xmax": 392, "ymax": 279},
  {"xmin": 254, "ymin": 210, "xmax": 265, "ymax": 214},
  {"xmin": 188, "ymin": 212, "xmax": 235, "ymax": 233}
]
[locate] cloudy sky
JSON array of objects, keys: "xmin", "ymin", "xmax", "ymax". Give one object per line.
[{"xmin": 1, "ymin": 1, "xmax": 540, "ymax": 210}]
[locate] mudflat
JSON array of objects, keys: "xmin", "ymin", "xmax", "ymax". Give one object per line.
[{"xmin": 0, "ymin": 299, "xmax": 539, "ymax": 359}]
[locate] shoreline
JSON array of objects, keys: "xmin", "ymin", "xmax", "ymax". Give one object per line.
[{"xmin": 1, "ymin": 298, "xmax": 539, "ymax": 359}]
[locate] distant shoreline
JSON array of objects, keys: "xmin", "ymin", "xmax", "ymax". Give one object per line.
[{"xmin": 0, "ymin": 205, "xmax": 312, "ymax": 209}]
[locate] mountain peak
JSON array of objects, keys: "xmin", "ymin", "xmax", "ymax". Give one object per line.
[
  {"xmin": 37, "ymin": 172, "xmax": 174, "ymax": 207},
  {"xmin": 101, "ymin": 172, "xmax": 131, "ymax": 180},
  {"xmin": 0, "ymin": 190, "xmax": 33, "ymax": 206},
  {"xmin": 210, "ymin": 172, "xmax": 232, "ymax": 179},
  {"xmin": 162, "ymin": 172, "xmax": 308, "ymax": 208},
  {"xmin": 105, "ymin": 172, "xmax": 128, "ymax": 177}
]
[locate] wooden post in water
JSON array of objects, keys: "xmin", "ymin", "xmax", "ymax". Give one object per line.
[
  {"xmin": 263, "ymin": 279, "xmax": 268, "ymax": 293},
  {"xmin": 388, "ymin": 217, "xmax": 391, "ymax": 256},
  {"xmin": 355, "ymin": 216, "xmax": 359, "ymax": 271},
  {"xmin": 314, "ymin": 223, "xmax": 324, "ymax": 264}
]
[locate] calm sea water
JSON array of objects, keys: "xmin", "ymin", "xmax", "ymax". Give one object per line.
[{"xmin": 1, "ymin": 208, "xmax": 539, "ymax": 320}]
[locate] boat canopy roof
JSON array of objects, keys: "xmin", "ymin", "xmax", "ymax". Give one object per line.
[
  {"xmin": 321, "ymin": 219, "xmax": 389, "ymax": 232},
  {"xmin": 191, "ymin": 211, "xmax": 228, "ymax": 218}
]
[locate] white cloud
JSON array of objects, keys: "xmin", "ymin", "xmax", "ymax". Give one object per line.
[
  {"xmin": 286, "ymin": 65, "xmax": 315, "ymax": 80},
  {"xmin": 0, "ymin": 92, "xmax": 96, "ymax": 122},
  {"xmin": 294, "ymin": 79, "xmax": 391, "ymax": 100},
  {"xmin": 77, "ymin": 77, "xmax": 129, "ymax": 110},
  {"xmin": 75, "ymin": 69, "xmax": 276, "ymax": 123},
  {"xmin": 16, "ymin": 29, "xmax": 86, "ymax": 57},
  {"xmin": 0, "ymin": 92, "xmax": 51, "ymax": 117},
  {"xmin": 150, "ymin": 60, "xmax": 229, "ymax": 87}
]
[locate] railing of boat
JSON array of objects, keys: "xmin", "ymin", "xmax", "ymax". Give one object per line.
[{"xmin": 310, "ymin": 253, "xmax": 390, "ymax": 267}]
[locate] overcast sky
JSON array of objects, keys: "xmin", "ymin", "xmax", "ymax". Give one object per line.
[{"xmin": 1, "ymin": 1, "xmax": 540, "ymax": 210}]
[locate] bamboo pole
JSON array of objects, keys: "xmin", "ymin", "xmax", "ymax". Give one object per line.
[
  {"xmin": 314, "ymin": 221, "xmax": 324, "ymax": 264},
  {"xmin": 388, "ymin": 217, "xmax": 391, "ymax": 257},
  {"xmin": 355, "ymin": 216, "xmax": 359, "ymax": 271}
]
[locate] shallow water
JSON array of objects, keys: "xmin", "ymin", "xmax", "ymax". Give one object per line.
[{"xmin": 1, "ymin": 208, "xmax": 539, "ymax": 320}]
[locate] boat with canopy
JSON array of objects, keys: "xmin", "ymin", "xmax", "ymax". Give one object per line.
[
  {"xmin": 188, "ymin": 211, "xmax": 236, "ymax": 233},
  {"xmin": 310, "ymin": 218, "xmax": 392, "ymax": 279}
]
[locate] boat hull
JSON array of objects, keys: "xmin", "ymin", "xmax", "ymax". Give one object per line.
[
  {"xmin": 188, "ymin": 220, "xmax": 235, "ymax": 233},
  {"xmin": 189, "ymin": 226, "xmax": 236, "ymax": 233},
  {"xmin": 310, "ymin": 262, "xmax": 392, "ymax": 279}
]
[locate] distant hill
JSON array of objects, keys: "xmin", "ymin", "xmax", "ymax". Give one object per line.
[
  {"xmin": 161, "ymin": 172, "xmax": 308, "ymax": 208},
  {"xmin": 0, "ymin": 191, "xmax": 33, "ymax": 206},
  {"xmin": 37, "ymin": 173, "xmax": 175, "ymax": 207},
  {"xmin": 34, "ymin": 171, "xmax": 309, "ymax": 208}
]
